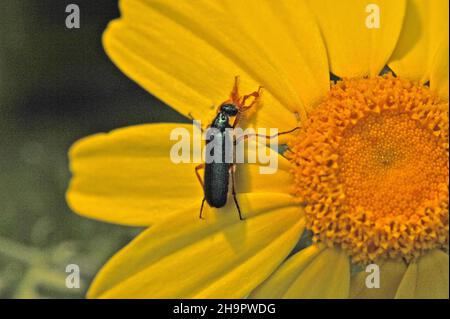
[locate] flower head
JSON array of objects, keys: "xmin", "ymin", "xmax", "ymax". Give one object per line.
[
  {"xmin": 67, "ymin": 0, "xmax": 449, "ymax": 299},
  {"xmin": 289, "ymin": 75, "xmax": 448, "ymax": 263}
]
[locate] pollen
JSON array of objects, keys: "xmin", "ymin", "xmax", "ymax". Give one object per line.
[{"xmin": 288, "ymin": 75, "xmax": 449, "ymax": 263}]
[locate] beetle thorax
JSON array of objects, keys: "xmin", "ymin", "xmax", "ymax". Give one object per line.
[{"xmin": 212, "ymin": 112, "xmax": 231, "ymax": 131}]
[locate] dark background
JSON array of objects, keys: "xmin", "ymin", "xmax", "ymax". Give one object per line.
[{"xmin": 0, "ymin": 1, "xmax": 185, "ymax": 298}]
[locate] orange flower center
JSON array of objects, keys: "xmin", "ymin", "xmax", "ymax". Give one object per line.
[{"xmin": 288, "ymin": 75, "xmax": 449, "ymax": 263}]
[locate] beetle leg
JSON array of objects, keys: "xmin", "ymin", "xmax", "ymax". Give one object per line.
[
  {"xmin": 199, "ymin": 198, "xmax": 206, "ymax": 219},
  {"xmin": 230, "ymin": 164, "xmax": 244, "ymax": 220},
  {"xmin": 195, "ymin": 163, "xmax": 207, "ymax": 220},
  {"xmin": 194, "ymin": 163, "xmax": 205, "ymax": 188}
]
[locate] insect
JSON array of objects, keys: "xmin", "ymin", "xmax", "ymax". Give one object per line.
[{"xmin": 193, "ymin": 77, "xmax": 299, "ymax": 220}]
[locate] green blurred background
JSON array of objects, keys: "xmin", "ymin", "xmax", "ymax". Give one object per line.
[{"xmin": 0, "ymin": 1, "xmax": 185, "ymax": 298}]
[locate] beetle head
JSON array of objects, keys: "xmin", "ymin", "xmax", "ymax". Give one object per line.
[{"xmin": 220, "ymin": 103, "xmax": 239, "ymax": 116}]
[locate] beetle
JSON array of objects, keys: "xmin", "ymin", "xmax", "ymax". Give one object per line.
[{"xmin": 193, "ymin": 77, "xmax": 298, "ymax": 220}]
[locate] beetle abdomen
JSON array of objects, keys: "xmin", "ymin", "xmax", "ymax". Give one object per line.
[{"xmin": 204, "ymin": 162, "xmax": 229, "ymax": 208}]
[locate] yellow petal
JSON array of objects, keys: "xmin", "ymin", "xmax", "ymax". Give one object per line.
[
  {"xmin": 87, "ymin": 194, "xmax": 305, "ymax": 298},
  {"xmin": 395, "ymin": 250, "xmax": 449, "ymax": 299},
  {"xmin": 350, "ymin": 259, "xmax": 407, "ymax": 299},
  {"xmin": 389, "ymin": 0, "xmax": 449, "ymax": 83},
  {"xmin": 307, "ymin": 0, "xmax": 406, "ymax": 78},
  {"xmin": 429, "ymin": 41, "xmax": 449, "ymax": 100},
  {"xmin": 67, "ymin": 123, "xmax": 295, "ymax": 226},
  {"xmin": 216, "ymin": 0, "xmax": 331, "ymax": 115},
  {"xmin": 250, "ymin": 245, "xmax": 350, "ymax": 299},
  {"xmin": 104, "ymin": 0, "xmax": 330, "ymax": 127}
]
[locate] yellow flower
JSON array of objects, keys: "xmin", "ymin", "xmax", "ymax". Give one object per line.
[{"xmin": 67, "ymin": 0, "xmax": 449, "ymax": 298}]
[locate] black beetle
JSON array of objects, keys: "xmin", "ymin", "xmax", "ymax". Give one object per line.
[{"xmin": 193, "ymin": 77, "xmax": 298, "ymax": 220}]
